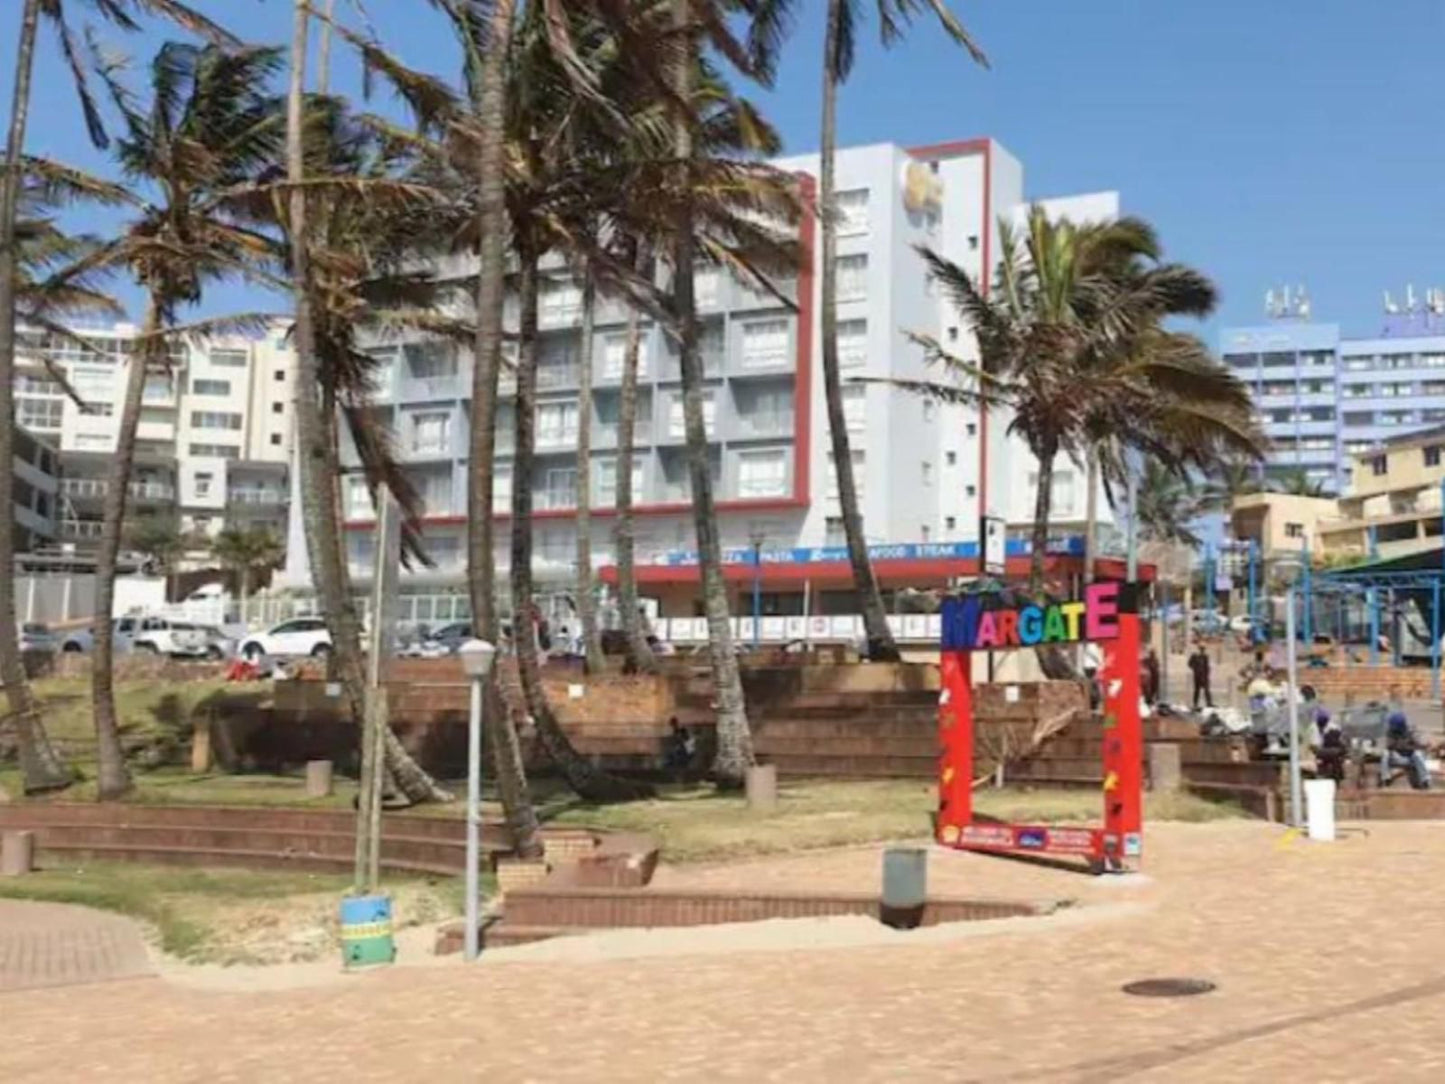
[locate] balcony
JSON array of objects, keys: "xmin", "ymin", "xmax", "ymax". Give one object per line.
[
  {"xmin": 227, "ymin": 486, "xmax": 287, "ymax": 507},
  {"xmin": 399, "ymin": 376, "xmax": 463, "ymax": 401},
  {"xmin": 59, "ymin": 519, "xmax": 104, "ymax": 540},
  {"xmin": 60, "ymin": 478, "xmax": 175, "ymax": 502},
  {"xmin": 732, "ymin": 413, "xmax": 793, "ymax": 439},
  {"xmin": 535, "ymin": 488, "xmax": 577, "ymax": 511},
  {"xmin": 537, "ymin": 363, "xmax": 580, "ymax": 390}
]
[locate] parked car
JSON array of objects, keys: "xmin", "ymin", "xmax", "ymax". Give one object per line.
[
  {"xmin": 18, "ymin": 623, "xmax": 58, "ymax": 655},
  {"xmin": 422, "ymin": 620, "xmax": 473, "ymax": 656},
  {"xmin": 239, "ymin": 617, "xmax": 333, "ymax": 662},
  {"xmin": 132, "ymin": 617, "xmax": 209, "ymax": 658},
  {"xmin": 60, "ymin": 616, "xmax": 139, "ymax": 655},
  {"xmin": 192, "ymin": 625, "xmax": 237, "ymax": 661}
]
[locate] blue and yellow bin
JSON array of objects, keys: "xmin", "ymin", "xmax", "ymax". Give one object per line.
[{"xmin": 340, "ymin": 893, "xmax": 395, "ymax": 970}]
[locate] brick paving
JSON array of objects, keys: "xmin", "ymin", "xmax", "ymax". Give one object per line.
[
  {"xmin": 6, "ymin": 821, "xmax": 1445, "ymax": 1081},
  {"xmin": 0, "ymin": 900, "xmax": 153, "ymax": 993}
]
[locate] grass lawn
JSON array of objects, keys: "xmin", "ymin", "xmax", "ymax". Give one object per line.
[
  {"xmin": 0, "ymin": 862, "xmax": 468, "ymax": 965},
  {"xmin": 546, "ymin": 780, "xmax": 1244, "ymax": 864}
]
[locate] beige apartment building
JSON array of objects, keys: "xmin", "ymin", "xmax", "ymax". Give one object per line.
[{"xmin": 1229, "ymin": 491, "xmax": 1339, "ymax": 560}]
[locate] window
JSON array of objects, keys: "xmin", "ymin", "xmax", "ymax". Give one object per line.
[
  {"xmin": 194, "ymin": 471, "xmax": 213, "ymax": 498},
  {"xmin": 735, "ymin": 384, "xmax": 791, "ymax": 437},
  {"xmin": 537, "ymin": 401, "xmax": 580, "ymax": 447},
  {"xmin": 923, "ymin": 400, "xmax": 936, "ymax": 423},
  {"xmin": 406, "ymin": 343, "xmax": 457, "ymax": 379},
  {"xmin": 1223, "ymin": 354, "xmax": 1257, "ymax": 370},
  {"xmin": 1423, "ymin": 353, "xmax": 1445, "ymax": 368},
  {"xmin": 346, "ymin": 476, "xmax": 373, "ymax": 518},
  {"xmin": 270, "ymin": 433, "xmax": 282, "ymax": 446},
  {"xmin": 17, "ymin": 398, "xmax": 62, "ymax": 429},
  {"xmin": 1371, "ymin": 454, "xmax": 1388, "ymax": 477},
  {"xmin": 210, "ymin": 348, "xmax": 247, "ymax": 367},
  {"xmin": 834, "ymin": 188, "xmax": 869, "ymax": 235},
  {"xmin": 69, "ymin": 366, "xmax": 114, "ymax": 402},
  {"xmin": 274, "ymin": 369, "xmax": 286, "ymax": 381},
  {"xmin": 1261, "ymin": 351, "xmax": 1294, "ymax": 368},
  {"xmin": 1284, "ymin": 522, "xmax": 1305, "ymax": 540},
  {"xmin": 921, "ymin": 525, "xmax": 931, "ymax": 542},
  {"xmin": 1343, "ymin": 383, "xmax": 1370, "ymax": 398},
  {"xmin": 76, "ymin": 434, "xmax": 111, "ymax": 450},
  {"xmin": 494, "ymin": 465, "xmax": 512, "ymax": 512},
  {"xmin": 825, "ymin": 450, "xmax": 865, "ymax": 501},
  {"xmin": 740, "ymin": 319, "xmax": 789, "ymax": 369},
  {"xmin": 143, "ymin": 374, "xmax": 174, "ymax": 401},
  {"xmin": 1384, "ymin": 353, "xmax": 1413, "ymax": 369},
  {"xmin": 824, "ymin": 516, "xmax": 847, "ymax": 546},
  {"xmin": 737, "ymin": 449, "xmax": 787, "ymax": 498},
  {"xmin": 188, "ymin": 443, "xmax": 239, "ymax": 459},
  {"xmin": 945, "ymin": 451, "xmax": 957, "ymax": 467},
  {"xmin": 965, "ymin": 422, "xmax": 977, "ymax": 437},
  {"xmin": 601, "ymin": 332, "xmax": 648, "ymax": 379},
  {"xmin": 1343, "ymin": 411, "xmax": 1374, "ymax": 426},
  {"xmin": 191, "ymin": 378, "xmax": 231, "ymax": 396},
  {"xmin": 596, "ymin": 457, "xmax": 644, "ymax": 506},
  {"xmin": 842, "ymin": 385, "xmax": 866, "ymax": 433},
  {"xmin": 837, "ymin": 319, "xmax": 867, "ymax": 369},
  {"xmin": 411, "ymin": 411, "xmax": 451, "ymax": 454},
  {"xmin": 540, "ymin": 277, "xmax": 582, "ymax": 325},
  {"xmin": 921, "ymin": 461, "xmax": 933, "ymax": 487},
  {"xmin": 668, "ymin": 392, "xmax": 715, "ymax": 438},
  {"xmin": 540, "ymin": 467, "xmax": 578, "ymax": 509},
  {"xmin": 965, "ymin": 484, "xmax": 976, "ymax": 497},
  {"xmin": 945, "ymin": 516, "xmax": 956, "ymax": 531},
  {"xmin": 1028, "ymin": 469, "xmax": 1077, "ymax": 516},
  {"xmin": 16, "ymin": 375, "xmax": 60, "ymax": 395},
  {"xmin": 1427, "ymin": 446, "xmax": 1442, "ymax": 468},
  {"xmin": 272, "ymin": 402, "xmax": 284, "ymax": 414},
  {"xmin": 418, "ymin": 471, "xmax": 453, "ymax": 514},
  {"xmin": 190, "ymin": 411, "xmax": 242, "ymax": 430},
  {"xmin": 1344, "ymin": 357, "xmax": 1372, "ymax": 371},
  {"xmin": 835, "ymin": 254, "xmax": 867, "ymax": 302}
]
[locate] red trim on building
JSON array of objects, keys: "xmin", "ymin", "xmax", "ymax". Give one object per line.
[
  {"xmin": 904, "ymin": 138, "xmax": 991, "ymax": 161},
  {"xmin": 598, "ymin": 553, "xmax": 1154, "ymax": 588},
  {"xmin": 792, "ymin": 171, "xmax": 817, "ymax": 505}
]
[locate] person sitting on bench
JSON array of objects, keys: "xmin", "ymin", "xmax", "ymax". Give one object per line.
[
  {"xmin": 1314, "ymin": 710, "xmax": 1347, "ymax": 785},
  {"xmin": 1382, "ymin": 712, "xmax": 1432, "ymax": 790},
  {"xmin": 662, "ymin": 717, "xmax": 696, "ymax": 778}
]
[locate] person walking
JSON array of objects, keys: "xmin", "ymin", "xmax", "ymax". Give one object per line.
[
  {"xmin": 1143, "ymin": 647, "xmax": 1161, "ymax": 706},
  {"xmin": 1188, "ymin": 643, "xmax": 1213, "ymax": 710}
]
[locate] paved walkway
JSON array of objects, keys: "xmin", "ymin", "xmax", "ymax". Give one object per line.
[
  {"xmin": 6, "ymin": 822, "xmax": 1445, "ymax": 1080},
  {"xmin": 0, "ymin": 900, "xmax": 153, "ymax": 993}
]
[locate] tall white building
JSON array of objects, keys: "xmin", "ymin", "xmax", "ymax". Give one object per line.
[
  {"xmin": 338, "ymin": 135, "xmax": 1122, "ymax": 621},
  {"xmin": 13, "ymin": 323, "xmax": 296, "ymax": 557}
]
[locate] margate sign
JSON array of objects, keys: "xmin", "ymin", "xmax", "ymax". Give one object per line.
[{"xmin": 940, "ymin": 581, "xmax": 1135, "ymax": 652}]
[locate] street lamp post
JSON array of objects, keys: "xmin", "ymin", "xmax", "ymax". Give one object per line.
[{"xmin": 458, "ymin": 637, "xmax": 497, "ymax": 962}]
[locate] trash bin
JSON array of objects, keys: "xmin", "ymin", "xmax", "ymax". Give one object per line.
[
  {"xmin": 340, "ymin": 893, "xmax": 396, "ymax": 969},
  {"xmin": 1305, "ymin": 778, "xmax": 1336, "ymax": 842},
  {"xmin": 880, "ymin": 847, "xmax": 927, "ymax": 930}
]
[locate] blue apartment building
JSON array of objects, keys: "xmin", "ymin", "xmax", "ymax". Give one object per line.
[{"xmin": 1221, "ymin": 306, "xmax": 1445, "ymax": 493}]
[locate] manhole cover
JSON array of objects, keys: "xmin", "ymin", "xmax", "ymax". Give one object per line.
[{"xmin": 1121, "ymin": 978, "xmax": 1216, "ymax": 998}]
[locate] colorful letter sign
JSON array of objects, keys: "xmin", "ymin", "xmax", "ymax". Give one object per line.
[{"xmin": 936, "ymin": 582, "xmax": 1144, "ymax": 872}]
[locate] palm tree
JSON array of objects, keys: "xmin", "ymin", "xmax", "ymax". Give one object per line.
[
  {"xmin": 1134, "ymin": 457, "xmax": 1206, "ymax": 547},
  {"xmin": 125, "ymin": 513, "xmax": 186, "ymax": 594},
  {"xmin": 0, "ymin": 0, "xmax": 238, "ymax": 801},
  {"xmin": 614, "ymin": 245, "xmax": 657, "ymax": 674},
  {"xmin": 573, "ymin": 269, "xmax": 605, "ymax": 671},
  {"xmin": 66, "ymin": 41, "xmax": 287, "ymax": 800},
  {"xmin": 211, "ymin": 524, "xmax": 283, "ymax": 615},
  {"xmin": 812, "ymin": 0, "xmax": 985, "ymax": 660},
  {"xmin": 1270, "ymin": 467, "xmax": 1328, "ymax": 498},
  {"xmin": 898, "ymin": 210, "xmax": 1264, "ymax": 597}
]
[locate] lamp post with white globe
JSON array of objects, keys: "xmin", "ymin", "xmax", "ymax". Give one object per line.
[{"xmin": 459, "ymin": 638, "xmax": 497, "ymax": 960}]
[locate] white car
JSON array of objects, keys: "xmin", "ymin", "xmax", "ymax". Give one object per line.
[
  {"xmin": 239, "ymin": 617, "xmax": 333, "ymax": 662},
  {"xmin": 132, "ymin": 617, "xmax": 209, "ymax": 658}
]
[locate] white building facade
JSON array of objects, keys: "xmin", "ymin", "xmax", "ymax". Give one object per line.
[
  {"xmin": 13, "ymin": 324, "xmax": 296, "ymax": 558},
  {"xmin": 336, "ymin": 136, "xmax": 1121, "ymax": 622}
]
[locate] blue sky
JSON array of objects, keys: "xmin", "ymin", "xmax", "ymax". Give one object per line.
[{"xmin": 8, "ymin": 0, "xmax": 1445, "ymax": 342}]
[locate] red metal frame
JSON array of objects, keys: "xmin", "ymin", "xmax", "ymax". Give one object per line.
[{"xmin": 936, "ymin": 593, "xmax": 1144, "ymax": 872}]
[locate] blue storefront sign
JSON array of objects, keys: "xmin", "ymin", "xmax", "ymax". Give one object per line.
[{"xmin": 656, "ymin": 536, "xmax": 1087, "ymax": 568}]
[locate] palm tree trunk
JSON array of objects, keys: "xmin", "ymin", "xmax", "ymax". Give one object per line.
[
  {"xmin": 0, "ymin": 0, "xmax": 69, "ymax": 793},
  {"xmin": 819, "ymin": 0, "xmax": 899, "ymax": 663},
  {"xmin": 460, "ymin": 0, "xmax": 540, "ymax": 856},
  {"xmin": 573, "ymin": 270, "xmax": 604, "ymax": 672},
  {"xmin": 511, "ymin": 245, "xmax": 647, "ymax": 801},
  {"xmin": 1029, "ymin": 440, "xmax": 1058, "ymax": 595},
  {"xmin": 92, "ymin": 294, "xmax": 163, "ymax": 801},
  {"xmin": 615, "ymin": 248, "xmax": 657, "ymax": 675},
  {"xmin": 674, "ymin": 0, "xmax": 754, "ymax": 786},
  {"xmin": 286, "ymin": 0, "xmax": 447, "ymax": 806}
]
